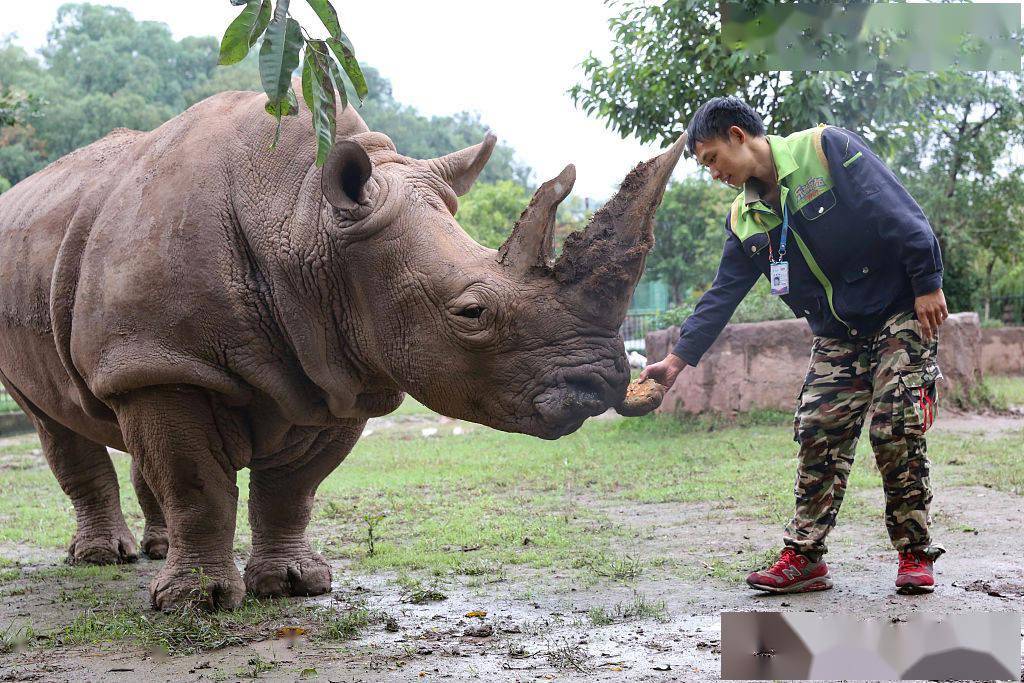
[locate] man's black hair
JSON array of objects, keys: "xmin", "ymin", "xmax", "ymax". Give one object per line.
[{"xmin": 685, "ymin": 97, "xmax": 765, "ymax": 156}]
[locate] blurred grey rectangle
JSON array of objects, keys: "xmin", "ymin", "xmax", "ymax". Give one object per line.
[
  {"xmin": 721, "ymin": 2, "xmax": 1022, "ymax": 71},
  {"xmin": 721, "ymin": 612, "xmax": 1020, "ymax": 680}
]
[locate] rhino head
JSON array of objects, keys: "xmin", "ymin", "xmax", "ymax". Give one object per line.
[{"xmin": 315, "ymin": 130, "xmax": 685, "ymax": 439}]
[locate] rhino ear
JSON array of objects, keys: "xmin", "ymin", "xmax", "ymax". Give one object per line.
[
  {"xmin": 322, "ymin": 141, "xmax": 372, "ymax": 209},
  {"xmin": 426, "ymin": 133, "xmax": 496, "ymax": 196}
]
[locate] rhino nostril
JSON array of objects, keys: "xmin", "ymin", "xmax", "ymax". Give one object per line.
[{"xmin": 565, "ymin": 376, "xmax": 606, "ymax": 403}]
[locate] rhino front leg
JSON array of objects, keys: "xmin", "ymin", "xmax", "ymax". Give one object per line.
[
  {"xmin": 114, "ymin": 386, "xmax": 244, "ymax": 611},
  {"xmin": 244, "ymin": 421, "xmax": 364, "ymax": 598},
  {"xmin": 130, "ymin": 457, "xmax": 169, "ymax": 560}
]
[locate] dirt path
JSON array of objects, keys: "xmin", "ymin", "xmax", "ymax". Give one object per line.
[{"xmin": 2, "ymin": 413, "xmax": 1022, "ymax": 681}]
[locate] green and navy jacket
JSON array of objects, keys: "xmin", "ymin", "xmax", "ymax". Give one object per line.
[{"xmin": 673, "ymin": 125, "xmax": 943, "ymax": 366}]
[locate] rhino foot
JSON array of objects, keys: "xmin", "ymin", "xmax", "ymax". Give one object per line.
[
  {"xmin": 67, "ymin": 523, "xmax": 138, "ymax": 565},
  {"xmin": 244, "ymin": 553, "xmax": 332, "ymax": 598},
  {"xmin": 150, "ymin": 561, "xmax": 245, "ymax": 611},
  {"xmin": 140, "ymin": 525, "xmax": 169, "ymax": 560}
]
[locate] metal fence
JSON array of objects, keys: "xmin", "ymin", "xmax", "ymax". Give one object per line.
[
  {"xmin": 619, "ymin": 312, "xmax": 663, "ymax": 351},
  {"xmin": 981, "ymin": 295, "xmax": 1024, "ymax": 325}
]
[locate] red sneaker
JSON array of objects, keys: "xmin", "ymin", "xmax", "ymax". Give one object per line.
[
  {"xmin": 746, "ymin": 548, "xmax": 833, "ymax": 594},
  {"xmin": 896, "ymin": 550, "xmax": 935, "ymax": 594}
]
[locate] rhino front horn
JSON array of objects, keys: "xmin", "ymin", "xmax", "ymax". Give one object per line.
[
  {"xmin": 497, "ymin": 164, "xmax": 575, "ymax": 273},
  {"xmin": 554, "ymin": 133, "xmax": 687, "ymax": 324}
]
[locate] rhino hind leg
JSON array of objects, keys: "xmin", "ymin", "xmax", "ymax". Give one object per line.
[
  {"xmin": 7, "ymin": 382, "xmax": 139, "ymax": 566},
  {"xmin": 130, "ymin": 457, "xmax": 169, "ymax": 560},
  {"xmin": 244, "ymin": 421, "xmax": 365, "ymax": 598},
  {"xmin": 113, "ymin": 385, "xmax": 245, "ymax": 611}
]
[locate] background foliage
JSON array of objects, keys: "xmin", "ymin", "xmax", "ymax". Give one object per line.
[{"xmin": 0, "ymin": 4, "xmax": 530, "ymax": 193}]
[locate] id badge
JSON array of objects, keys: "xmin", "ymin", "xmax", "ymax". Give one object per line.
[{"xmin": 770, "ymin": 261, "xmax": 790, "ymax": 296}]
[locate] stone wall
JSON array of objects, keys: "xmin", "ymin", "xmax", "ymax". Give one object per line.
[
  {"xmin": 645, "ymin": 313, "xmax": 982, "ymax": 415},
  {"xmin": 980, "ymin": 327, "xmax": 1024, "ymax": 376}
]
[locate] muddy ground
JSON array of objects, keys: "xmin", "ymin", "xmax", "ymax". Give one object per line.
[{"xmin": 1, "ymin": 410, "xmax": 1022, "ymax": 682}]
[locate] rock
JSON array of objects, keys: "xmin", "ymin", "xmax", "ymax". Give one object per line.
[
  {"xmin": 980, "ymin": 326, "xmax": 1024, "ymax": 376},
  {"xmin": 464, "ymin": 623, "xmax": 493, "ymax": 638},
  {"xmin": 645, "ymin": 313, "xmax": 983, "ymax": 415}
]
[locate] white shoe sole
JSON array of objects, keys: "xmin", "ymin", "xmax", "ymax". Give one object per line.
[{"xmin": 748, "ymin": 574, "xmax": 834, "ymax": 594}]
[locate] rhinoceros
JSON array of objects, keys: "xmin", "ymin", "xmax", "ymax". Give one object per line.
[{"xmin": 0, "ymin": 85, "xmax": 683, "ymax": 610}]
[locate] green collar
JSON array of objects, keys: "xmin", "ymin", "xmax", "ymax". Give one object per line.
[{"xmin": 740, "ymin": 135, "xmax": 798, "ymax": 216}]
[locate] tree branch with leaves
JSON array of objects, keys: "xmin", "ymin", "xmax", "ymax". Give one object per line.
[{"xmin": 219, "ymin": 0, "xmax": 368, "ymax": 165}]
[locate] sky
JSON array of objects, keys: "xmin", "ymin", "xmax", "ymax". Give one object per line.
[{"xmin": 4, "ymin": 1, "xmax": 687, "ymax": 200}]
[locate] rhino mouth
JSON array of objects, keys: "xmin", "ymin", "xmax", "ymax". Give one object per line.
[{"xmin": 530, "ymin": 364, "xmax": 628, "ymax": 439}]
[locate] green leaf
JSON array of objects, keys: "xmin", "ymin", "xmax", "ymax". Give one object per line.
[
  {"xmin": 326, "ymin": 36, "xmax": 367, "ymax": 102},
  {"xmin": 301, "ymin": 49, "xmax": 315, "ymax": 112},
  {"xmin": 305, "ymin": 0, "xmax": 342, "ymax": 39},
  {"xmin": 260, "ymin": 1, "xmax": 301, "ymax": 103},
  {"xmin": 308, "ymin": 48, "xmax": 337, "ymax": 166},
  {"xmin": 306, "ymin": 40, "xmax": 347, "ymax": 110},
  {"xmin": 265, "ymin": 88, "xmax": 298, "ymax": 118},
  {"xmin": 249, "ymin": 0, "xmax": 272, "ymax": 48},
  {"xmin": 265, "ymin": 88, "xmax": 298, "ymax": 149},
  {"xmin": 323, "ymin": 49, "xmax": 349, "ymax": 111},
  {"xmin": 219, "ymin": 0, "xmax": 264, "ymax": 65}
]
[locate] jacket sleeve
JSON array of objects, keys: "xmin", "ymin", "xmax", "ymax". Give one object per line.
[
  {"xmin": 822, "ymin": 127, "xmax": 943, "ymax": 296},
  {"xmin": 672, "ymin": 214, "xmax": 761, "ymax": 366}
]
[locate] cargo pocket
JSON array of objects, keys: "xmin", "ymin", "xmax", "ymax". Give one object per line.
[{"xmin": 894, "ymin": 362, "xmax": 943, "ymax": 437}]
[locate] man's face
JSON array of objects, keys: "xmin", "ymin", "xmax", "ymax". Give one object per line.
[{"xmin": 694, "ymin": 126, "xmax": 757, "ymax": 189}]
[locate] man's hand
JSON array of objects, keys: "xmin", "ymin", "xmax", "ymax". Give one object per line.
[
  {"xmin": 915, "ymin": 288, "xmax": 948, "ymax": 342},
  {"xmin": 639, "ymin": 352, "xmax": 688, "ymax": 389}
]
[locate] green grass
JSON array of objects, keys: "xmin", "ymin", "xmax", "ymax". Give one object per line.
[
  {"xmin": 587, "ymin": 591, "xmax": 668, "ymax": 626},
  {"xmin": 1, "ymin": 390, "xmax": 1023, "ymax": 577},
  {"xmin": 985, "ymin": 374, "xmax": 1024, "ymax": 409}
]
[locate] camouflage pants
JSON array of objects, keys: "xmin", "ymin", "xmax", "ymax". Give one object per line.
[{"xmin": 784, "ymin": 311, "xmax": 942, "ymax": 559}]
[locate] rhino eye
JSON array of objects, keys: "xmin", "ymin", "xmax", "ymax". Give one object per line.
[{"xmin": 455, "ymin": 305, "xmax": 485, "ymax": 319}]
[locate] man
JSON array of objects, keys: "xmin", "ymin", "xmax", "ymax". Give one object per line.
[{"xmin": 641, "ymin": 97, "xmax": 948, "ymax": 595}]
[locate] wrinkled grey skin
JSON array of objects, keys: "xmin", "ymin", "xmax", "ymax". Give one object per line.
[{"xmin": 0, "ymin": 86, "xmax": 683, "ymax": 610}]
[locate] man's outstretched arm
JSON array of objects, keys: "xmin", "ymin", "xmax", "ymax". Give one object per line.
[{"xmin": 642, "ymin": 226, "xmax": 760, "ymax": 387}]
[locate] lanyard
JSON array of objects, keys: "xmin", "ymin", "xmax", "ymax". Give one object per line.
[{"xmin": 765, "ymin": 202, "xmax": 789, "ymax": 264}]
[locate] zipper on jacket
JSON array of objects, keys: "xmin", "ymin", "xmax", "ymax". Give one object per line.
[{"xmin": 787, "ymin": 225, "xmax": 853, "ymax": 334}]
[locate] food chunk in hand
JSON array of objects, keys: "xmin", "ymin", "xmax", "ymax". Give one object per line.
[{"xmin": 616, "ymin": 378, "xmax": 667, "ymax": 417}]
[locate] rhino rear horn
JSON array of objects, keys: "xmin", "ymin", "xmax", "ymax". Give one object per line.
[
  {"xmin": 322, "ymin": 141, "xmax": 372, "ymax": 209},
  {"xmin": 427, "ymin": 133, "xmax": 497, "ymax": 196},
  {"xmin": 497, "ymin": 165, "xmax": 575, "ymax": 273}
]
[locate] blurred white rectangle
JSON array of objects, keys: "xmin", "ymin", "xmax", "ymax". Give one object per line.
[{"xmin": 721, "ymin": 611, "xmax": 1021, "ymax": 680}]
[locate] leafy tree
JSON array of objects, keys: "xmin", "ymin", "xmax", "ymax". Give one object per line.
[
  {"xmin": 647, "ymin": 177, "xmax": 734, "ymax": 304},
  {"xmin": 455, "ymin": 180, "xmax": 533, "ymax": 248},
  {"xmin": 939, "ymin": 174, "xmax": 1024, "ymax": 320},
  {"xmin": 218, "ymin": 0, "xmax": 369, "ymax": 164},
  {"xmin": 0, "ymin": 84, "xmax": 41, "ymax": 131},
  {"xmin": 0, "ymin": 6, "xmax": 529, "ymax": 188},
  {"xmin": 0, "ymin": 8, "xmax": 261, "ymax": 184},
  {"xmin": 572, "ymin": 0, "xmax": 1024, "ymax": 313},
  {"xmin": 570, "ymin": 0, "xmax": 1022, "ymax": 155}
]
